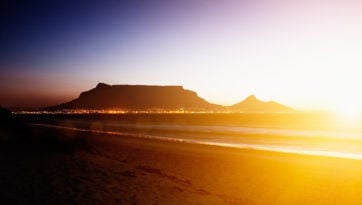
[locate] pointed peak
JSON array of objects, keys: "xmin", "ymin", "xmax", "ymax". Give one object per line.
[
  {"xmin": 244, "ymin": 94, "xmax": 258, "ymax": 101},
  {"xmin": 96, "ymin": 82, "xmax": 111, "ymax": 89}
]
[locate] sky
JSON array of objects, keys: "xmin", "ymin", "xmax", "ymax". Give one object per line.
[{"xmin": 1, "ymin": 0, "xmax": 362, "ymax": 113}]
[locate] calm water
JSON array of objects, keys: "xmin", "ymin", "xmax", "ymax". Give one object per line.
[{"xmin": 21, "ymin": 113, "xmax": 362, "ymax": 160}]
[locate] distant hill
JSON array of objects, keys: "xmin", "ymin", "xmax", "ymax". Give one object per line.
[
  {"xmin": 228, "ymin": 95, "xmax": 294, "ymax": 113},
  {"xmin": 45, "ymin": 83, "xmax": 294, "ymax": 113},
  {"xmin": 46, "ymin": 83, "xmax": 223, "ymax": 111}
]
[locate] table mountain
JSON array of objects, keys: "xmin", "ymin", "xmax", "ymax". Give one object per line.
[{"xmin": 46, "ymin": 83, "xmax": 222, "ymax": 111}]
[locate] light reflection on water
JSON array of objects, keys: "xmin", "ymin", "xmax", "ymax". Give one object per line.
[
  {"xmin": 99, "ymin": 123, "xmax": 362, "ymax": 139},
  {"xmin": 31, "ymin": 122, "xmax": 362, "ymax": 160}
]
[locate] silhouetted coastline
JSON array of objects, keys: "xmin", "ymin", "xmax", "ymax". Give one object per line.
[{"xmin": 44, "ymin": 83, "xmax": 293, "ymax": 113}]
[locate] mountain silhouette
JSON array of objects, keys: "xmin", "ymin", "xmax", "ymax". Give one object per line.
[
  {"xmin": 229, "ymin": 95, "xmax": 293, "ymax": 113},
  {"xmin": 46, "ymin": 83, "xmax": 294, "ymax": 113},
  {"xmin": 46, "ymin": 83, "xmax": 222, "ymax": 111}
]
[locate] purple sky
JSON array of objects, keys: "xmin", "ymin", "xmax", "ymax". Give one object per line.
[{"xmin": 1, "ymin": 0, "xmax": 362, "ymax": 113}]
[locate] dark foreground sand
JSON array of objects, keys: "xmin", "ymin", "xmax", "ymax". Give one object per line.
[{"xmin": 1, "ymin": 126, "xmax": 362, "ymax": 204}]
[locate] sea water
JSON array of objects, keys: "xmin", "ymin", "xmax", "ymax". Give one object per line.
[{"xmin": 23, "ymin": 113, "xmax": 362, "ymax": 160}]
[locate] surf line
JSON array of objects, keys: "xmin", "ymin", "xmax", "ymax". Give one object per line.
[{"xmin": 30, "ymin": 123, "xmax": 362, "ymax": 160}]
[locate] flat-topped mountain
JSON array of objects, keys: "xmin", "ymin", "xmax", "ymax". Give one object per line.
[
  {"xmin": 46, "ymin": 83, "xmax": 222, "ymax": 111},
  {"xmin": 45, "ymin": 83, "xmax": 294, "ymax": 113},
  {"xmin": 229, "ymin": 95, "xmax": 294, "ymax": 113}
]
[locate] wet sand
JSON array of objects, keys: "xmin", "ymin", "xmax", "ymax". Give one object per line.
[{"xmin": 1, "ymin": 127, "xmax": 362, "ymax": 204}]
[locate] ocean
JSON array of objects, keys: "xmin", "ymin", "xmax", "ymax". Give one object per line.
[{"xmin": 20, "ymin": 113, "xmax": 362, "ymax": 160}]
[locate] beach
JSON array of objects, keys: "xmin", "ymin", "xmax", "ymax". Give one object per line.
[
  {"xmin": 2, "ymin": 125, "xmax": 362, "ymax": 204},
  {"xmin": 4, "ymin": 0, "xmax": 362, "ymax": 204}
]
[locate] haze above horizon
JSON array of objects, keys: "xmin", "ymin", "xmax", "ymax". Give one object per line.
[{"xmin": 1, "ymin": 0, "xmax": 362, "ymax": 115}]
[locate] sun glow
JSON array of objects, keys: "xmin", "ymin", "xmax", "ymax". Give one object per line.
[{"xmin": 333, "ymin": 105, "xmax": 362, "ymax": 129}]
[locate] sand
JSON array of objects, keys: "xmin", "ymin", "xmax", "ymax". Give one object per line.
[{"xmin": 1, "ymin": 127, "xmax": 362, "ymax": 204}]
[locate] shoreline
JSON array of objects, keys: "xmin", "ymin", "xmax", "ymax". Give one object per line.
[
  {"xmin": 2, "ymin": 125, "xmax": 362, "ymax": 204},
  {"xmin": 30, "ymin": 123, "xmax": 362, "ymax": 160}
]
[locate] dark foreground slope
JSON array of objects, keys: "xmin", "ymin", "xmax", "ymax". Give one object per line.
[{"xmin": 46, "ymin": 83, "xmax": 222, "ymax": 111}]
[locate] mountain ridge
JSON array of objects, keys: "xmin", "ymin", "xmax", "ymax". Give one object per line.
[
  {"xmin": 229, "ymin": 95, "xmax": 294, "ymax": 113},
  {"xmin": 45, "ymin": 83, "xmax": 294, "ymax": 113},
  {"xmin": 46, "ymin": 83, "xmax": 223, "ymax": 111}
]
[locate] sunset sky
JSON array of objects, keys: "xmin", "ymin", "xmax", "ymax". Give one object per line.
[{"xmin": 1, "ymin": 0, "xmax": 362, "ymax": 113}]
